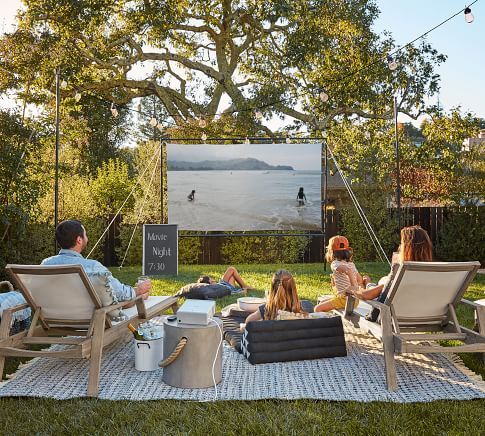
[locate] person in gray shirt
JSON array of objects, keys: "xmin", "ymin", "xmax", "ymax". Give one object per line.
[{"xmin": 42, "ymin": 220, "xmax": 151, "ymax": 302}]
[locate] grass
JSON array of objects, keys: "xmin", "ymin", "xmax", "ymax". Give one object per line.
[{"xmin": 1, "ymin": 262, "xmax": 484, "ymax": 434}]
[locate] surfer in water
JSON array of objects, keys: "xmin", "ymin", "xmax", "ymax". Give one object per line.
[
  {"xmin": 187, "ymin": 189, "xmax": 196, "ymax": 201},
  {"xmin": 296, "ymin": 187, "xmax": 306, "ymax": 206}
]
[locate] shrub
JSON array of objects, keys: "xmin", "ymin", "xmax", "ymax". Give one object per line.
[
  {"xmin": 436, "ymin": 207, "xmax": 485, "ymax": 264},
  {"xmin": 221, "ymin": 232, "xmax": 309, "ymax": 264}
]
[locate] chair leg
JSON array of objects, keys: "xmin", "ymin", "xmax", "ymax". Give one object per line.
[
  {"xmin": 0, "ymin": 310, "xmax": 13, "ymax": 379},
  {"xmin": 477, "ymin": 305, "xmax": 485, "ymax": 364},
  {"xmin": 87, "ymin": 311, "xmax": 106, "ymax": 397},
  {"xmin": 380, "ymin": 307, "xmax": 398, "ymax": 391}
]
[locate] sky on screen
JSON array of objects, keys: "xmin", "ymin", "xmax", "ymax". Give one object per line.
[{"xmin": 1, "ymin": 0, "xmax": 484, "ymax": 129}]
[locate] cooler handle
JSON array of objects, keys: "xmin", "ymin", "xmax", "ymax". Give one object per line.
[{"xmin": 136, "ymin": 342, "xmax": 151, "ymax": 350}]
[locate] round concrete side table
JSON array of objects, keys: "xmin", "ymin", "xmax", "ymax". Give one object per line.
[{"xmin": 161, "ymin": 317, "xmax": 223, "ymax": 389}]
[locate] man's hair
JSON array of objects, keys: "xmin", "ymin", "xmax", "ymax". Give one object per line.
[
  {"xmin": 197, "ymin": 275, "xmax": 211, "ymax": 284},
  {"xmin": 55, "ymin": 220, "xmax": 84, "ymax": 249}
]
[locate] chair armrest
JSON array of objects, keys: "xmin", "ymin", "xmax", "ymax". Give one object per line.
[
  {"xmin": 95, "ymin": 296, "xmax": 144, "ymax": 314},
  {"xmin": 461, "ymin": 298, "xmax": 484, "ymax": 309}
]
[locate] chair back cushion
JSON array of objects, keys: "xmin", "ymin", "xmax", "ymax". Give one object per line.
[
  {"xmin": 15, "ymin": 271, "xmax": 96, "ymax": 321},
  {"xmin": 386, "ymin": 261, "xmax": 480, "ymax": 324}
]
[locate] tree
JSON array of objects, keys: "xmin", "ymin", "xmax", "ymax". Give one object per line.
[
  {"xmin": 0, "ymin": 109, "xmax": 48, "ymax": 272},
  {"xmin": 1, "ymin": 0, "xmax": 445, "ymax": 135}
]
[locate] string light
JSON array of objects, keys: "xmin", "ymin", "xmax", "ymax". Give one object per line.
[
  {"xmin": 319, "ymin": 91, "xmax": 329, "ymax": 103},
  {"xmin": 201, "ymin": 132, "xmax": 207, "ymax": 141},
  {"xmin": 60, "ymin": 80, "xmax": 68, "ymax": 89},
  {"xmin": 110, "ymin": 103, "xmax": 119, "ymax": 118},
  {"xmin": 244, "ymin": 137, "xmax": 250, "ymax": 144},
  {"xmin": 387, "ymin": 55, "xmax": 398, "ymax": 71},
  {"xmin": 464, "ymin": 7, "xmax": 474, "ymax": 23},
  {"xmin": 149, "ymin": 117, "xmax": 157, "ymax": 126},
  {"xmin": 198, "ymin": 117, "xmax": 207, "ymax": 128},
  {"xmin": 255, "ymin": 110, "xmax": 263, "ymax": 120},
  {"xmin": 74, "ymin": 92, "xmax": 82, "ymax": 102}
]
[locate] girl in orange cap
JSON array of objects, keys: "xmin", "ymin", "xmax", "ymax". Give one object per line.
[{"xmin": 314, "ymin": 235, "xmax": 369, "ymax": 312}]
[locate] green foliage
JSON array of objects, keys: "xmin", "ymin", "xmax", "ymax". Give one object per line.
[
  {"xmin": 90, "ymin": 158, "xmax": 135, "ymax": 218},
  {"xmin": 221, "ymin": 233, "xmax": 309, "ymax": 264},
  {"xmin": 178, "ymin": 233, "xmax": 202, "ymax": 264},
  {"xmin": 339, "ymin": 190, "xmax": 399, "ymax": 262},
  {"xmin": 0, "ymin": 110, "xmax": 48, "ymax": 275},
  {"xmin": 1, "ymin": 0, "xmax": 445, "ymax": 134},
  {"xmin": 436, "ymin": 207, "xmax": 485, "ymax": 264}
]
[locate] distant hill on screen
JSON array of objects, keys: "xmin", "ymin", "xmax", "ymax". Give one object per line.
[{"xmin": 168, "ymin": 157, "xmax": 294, "ymax": 171}]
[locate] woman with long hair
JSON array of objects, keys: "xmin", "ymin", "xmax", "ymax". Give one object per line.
[
  {"xmin": 245, "ymin": 269, "xmax": 303, "ymax": 323},
  {"xmin": 351, "ymin": 225, "xmax": 433, "ymax": 301}
]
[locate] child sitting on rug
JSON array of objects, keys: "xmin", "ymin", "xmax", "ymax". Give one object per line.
[
  {"xmin": 314, "ymin": 235, "xmax": 369, "ymax": 312},
  {"xmin": 244, "ymin": 269, "xmax": 307, "ymax": 325}
]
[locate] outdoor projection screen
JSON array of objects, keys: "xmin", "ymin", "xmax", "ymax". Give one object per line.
[{"xmin": 167, "ymin": 143, "xmax": 322, "ymax": 231}]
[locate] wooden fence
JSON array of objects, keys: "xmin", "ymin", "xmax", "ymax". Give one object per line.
[{"xmin": 103, "ymin": 206, "xmax": 483, "ymax": 265}]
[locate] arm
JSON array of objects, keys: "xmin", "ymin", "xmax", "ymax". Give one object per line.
[
  {"xmin": 245, "ymin": 309, "xmax": 263, "ymax": 324},
  {"xmin": 352, "ymin": 284, "xmax": 384, "ymax": 300}
]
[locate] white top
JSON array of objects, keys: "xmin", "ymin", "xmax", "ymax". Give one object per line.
[{"xmin": 331, "ymin": 260, "xmax": 359, "ymax": 295}]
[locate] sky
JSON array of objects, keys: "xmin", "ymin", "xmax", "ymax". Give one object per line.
[{"xmin": 1, "ymin": 0, "xmax": 484, "ymax": 128}]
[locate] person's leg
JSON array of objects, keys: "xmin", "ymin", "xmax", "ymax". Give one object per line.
[
  {"xmin": 221, "ymin": 266, "xmax": 249, "ymax": 288},
  {"xmin": 314, "ymin": 295, "xmax": 349, "ymax": 312}
]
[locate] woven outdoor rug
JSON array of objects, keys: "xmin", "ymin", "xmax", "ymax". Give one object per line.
[{"xmin": 1, "ymin": 325, "xmax": 484, "ymax": 402}]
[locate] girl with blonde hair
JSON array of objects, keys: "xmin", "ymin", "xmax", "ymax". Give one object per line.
[{"xmin": 245, "ymin": 269, "xmax": 304, "ymax": 323}]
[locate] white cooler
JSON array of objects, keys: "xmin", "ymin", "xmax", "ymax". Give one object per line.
[{"xmin": 134, "ymin": 316, "xmax": 165, "ymax": 371}]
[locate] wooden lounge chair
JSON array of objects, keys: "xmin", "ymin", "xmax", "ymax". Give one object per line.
[
  {"xmin": 341, "ymin": 261, "xmax": 484, "ymax": 391},
  {"xmin": 0, "ymin": 264, "xmax": 179, "ymax": 397}
]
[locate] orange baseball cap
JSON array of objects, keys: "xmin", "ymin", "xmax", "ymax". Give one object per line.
[{"xmin": 331, "ymin": 236, "xmax": 351, "ymax": 251}]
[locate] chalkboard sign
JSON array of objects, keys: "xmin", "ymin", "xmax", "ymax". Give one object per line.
[{"xmin": 142, "ymin": 224, "xmax": 178, "ymax": 276}]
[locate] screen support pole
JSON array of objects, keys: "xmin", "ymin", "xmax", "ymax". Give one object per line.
[{"xmin": 322, "ymin": 141, "xmax": 328, "ymax": 272}]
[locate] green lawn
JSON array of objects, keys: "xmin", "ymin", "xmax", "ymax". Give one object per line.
[{"xmin": 1, "ymin": 263, "xmax": 484, "ymax": 434}]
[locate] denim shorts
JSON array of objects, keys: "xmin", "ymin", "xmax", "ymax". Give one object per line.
[{"xmin": 219, "ymin": 279, "xmax": 238, "ymax": 292}]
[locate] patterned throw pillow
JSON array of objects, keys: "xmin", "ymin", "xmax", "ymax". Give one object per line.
[{"xmin": 87, "ymin": 271, "xmax": 127, "ymax": 321}]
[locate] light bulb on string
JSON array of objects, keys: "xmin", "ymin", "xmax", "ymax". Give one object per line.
[
  {"xmin": 74, "ymin": 92, "xmax": 81, "ymax": 102},
  {"xmin": 201, "ymin": 132, "xmax": 207, "ymax": 141},
  {"xmin": 110, "ymin": 103, "xmax": 119, "ymax": 118},
  {"xmin": 244, "ymin": 137, "xmax": 250, "ymax": 145},
  {"xmin": 464, "ymin": 7, "xmax": 474, "ymax": 23},
  {"xmin": 255, "ymin": 109, "xmax": 263, "ymax": 120},
  {"xmin": 149, "ymin": 117, "xmax": 157, "ymax": 127},
  {"xmin": 319, "ymin": 91, "xmax": 329, "ymax": 102},
  {"xmin": 387, "ymin": 55, "xmax": 398, "ymax": 71},
  {"xmin": 198, "ymin": 117, "xmax": 207, "ymax": 128}
]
